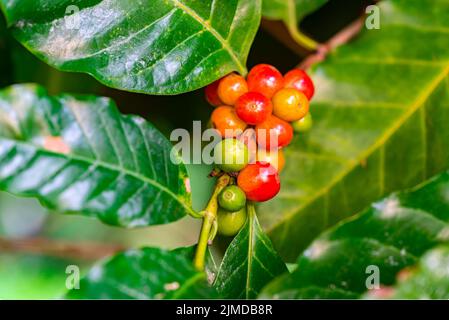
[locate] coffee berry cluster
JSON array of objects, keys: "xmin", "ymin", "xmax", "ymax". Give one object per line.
[{"xmin": 205, "ymin": 64, "xmax": 315, "ymax": 236}]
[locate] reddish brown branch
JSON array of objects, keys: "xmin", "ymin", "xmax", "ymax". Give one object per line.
[
  {"xmin": 298, "ymin": 16, "xmax": 365, "ymax": 70},
  {"xmin": 262, "ymin": 13, "xmax": 368, "ymax": 71},
  {"xmin": 0, "ymin": 236, "xmax": 125, "ymax": 261}
]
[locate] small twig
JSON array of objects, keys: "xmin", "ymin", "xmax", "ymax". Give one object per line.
[
  {"xmin": 261, "ymin": 19, "xmax": 311, "ymax": 57},
  {"xmin": 298, "ymin": 16, "xmax": 366, "ymax": 70},
  {"xmin": 0, "ymin": 236, "xmax": 125, "ymax": 261}
]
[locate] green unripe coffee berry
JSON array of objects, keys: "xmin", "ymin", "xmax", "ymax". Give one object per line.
[
  {"xmin": 293, "ymin": 113, "xmax": 313, "ymax": 133},
  {"xmin": 214, "ymin": 138, "xmax": 249, "ymax": 173},
  {"xmin": 218, "ymin": 185, "xmax": 246, "ymax": 211},
  {"xmin": 217, "ymin": 206, "xmax": 247, "ymax": 237}
]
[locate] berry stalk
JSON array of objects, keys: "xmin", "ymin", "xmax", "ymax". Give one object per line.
[{"xmin": 194, "ymin": 173, "xmax": 230, "ymax": 271}]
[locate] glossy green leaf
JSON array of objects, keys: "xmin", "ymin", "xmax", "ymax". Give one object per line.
[
  {"xmin": 260, "ymin": 0, "xmax": 449, "ymax": 261},
  {"xmin": 260, "ymin": 171, "xmax": 449, "ymax": 299},
  {"xmin": 262, "ymin": 0, "xmax": 327, "ymax": 48},
  {"xmin": 389, "ymin": 246, "xmax": 449, "ymax": 299},
  {"xmin": 0, "ymin": 84, "xmax": 192, "ymax": 227},
  {"xmin": 0, "ymin": 0, "xmax": 261, "ymax": 95},
  {"xmin": 66, "ymin": 247, "xmax": 218, "ymax": 299},
  {"xmin": 214, "ymin": 204, "xmax": 287, "ymax": 299}
]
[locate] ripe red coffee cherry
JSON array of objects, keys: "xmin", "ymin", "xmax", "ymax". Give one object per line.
[
  {"xmin": 237, "ymin": 162, "xmax": 281, "ymax": 202},
  {"xmin": 255, "ymin": 115, "xmax": 293, "ymax": 149},
  {"xmin": 217, "ymin": 73, "xmax": 248, "ymax": 106},
  {"xmin": 235, "ymin": 92, "xmax": 273, "ymax": 125},
  {"xmin": 247, "ymin": 64, "xmax": 284, "ymax": 98},
  {"xmin": 205, "ymin": 79, "xmax": 223, "ymax": 106},
  {"xmin": 284, "ymin": 69, "xmax": 315, "ymax": 100},
  {"xmin": 211, "ymin": 106, "xmax": 247, "ymax": 137}
]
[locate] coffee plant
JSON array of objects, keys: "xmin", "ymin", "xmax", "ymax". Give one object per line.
[{"xmin": 0, "ymin": 0, "xmax": 449, "ymax": 300}]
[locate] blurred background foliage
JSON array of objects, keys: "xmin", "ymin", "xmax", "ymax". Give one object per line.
[{"xmin": 0, "ymin": 0, "xmax": 371, "ymax": 299}]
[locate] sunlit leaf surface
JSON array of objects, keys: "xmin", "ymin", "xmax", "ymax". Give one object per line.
[
  {"xmin": 0, "ymin": 0, "xmax": 261, "ymax": 94},
  {"xmin": 0, "ymin": 84, "xmax": 192, "ymax": 227}
]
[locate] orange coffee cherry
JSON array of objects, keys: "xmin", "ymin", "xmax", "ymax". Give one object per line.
[
  {"xmin": 211, "ymin": 106, "xmax": 247, "ymax": 137},
  {"xmin": 272, "ymin": 88, "xmax": 309, "ymax": 122},
  {"xmin": 217, "ymin": 73, "xmax": 248, "ymax": 106}
]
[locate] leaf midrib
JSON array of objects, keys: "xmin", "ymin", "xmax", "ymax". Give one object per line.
[
  {"xmin": 267, "ymin": 64, "xmax": 449, "ymax": 233},
  {"xmin": 0, "ymin": 137, "xmax": 193, "ymax": 216},
  {"xmin": 169, "ymin": 0, "xmax": 246, "ymax": 75},
  {"xmin": 245, "ymin": 206, "xmax": 255, "ymax": 299}
]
